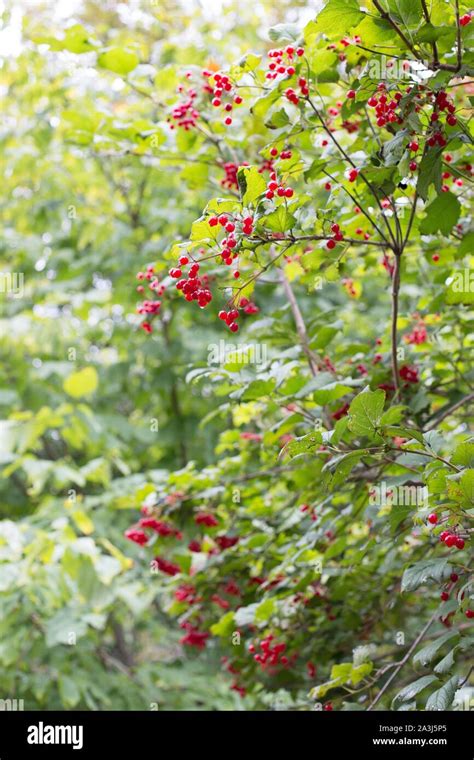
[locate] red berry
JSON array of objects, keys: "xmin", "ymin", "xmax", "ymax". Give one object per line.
[
  {"xmin": 331, "ymin": 223, "xmax": 340, "ymax": 233},
  {"xmin": 455, "ymin": 537, "xmax": 465, "ymax": 550},
  {"xmin": 347, "ymin": 89, "xmax": 356, "ymax": 99},
  {"xmin": 212, "ymin": 98, "xmax": 221, "ymax": 107},
  {"xmin": 465, "ymin": 609, "xmax": 474, "ymax": 619},
  {"xmin": 432, "ymin": 254, "xmax": 440, "ymax": 262},
  {"xmin": 218, "ymin": 310, "xmax": 227, "ymax": 320},
  {"xmin": 445, "ymin": 535, "xmax": 456, "ymax": 547},
  {"xmin": 296, "ymin": 47, "xmax": 304, "ymax": 56},
  {"xmin": 446, "ymin": 115, "xmax": 457, "ymax": 126},
  {"xmin": 233, "ymin": 271, "xmax": 240, "ymax": 279},
  {"xmin": 225, "ymin": 222, "xmax": 235, "ymax": 233},
  {"xmin": 440, "ymin": 591, "xmax": 449, "ymax": 601},
  {"xmin": 327, "ymin": 239, "xmax": 336, "ymax": 250},
  {"xmin": 229, "ymin": 322, "xmax": 239, "ymax": 333},
  {"xmin": 409, "ymin": 161, "xmax": 417, "ymax": 171},
  {"xmin": 270, "ymin": 147, "xmax": 278, "ymax": 157},
  {"xmin": 460, "ymin": 14, "xmax": 471, "ymax": 26},
  {"xmin": 224, "ymin": 117, "xmax": 232, "ymax": 126},
  {"xmin": 450, "ymin": 573, "xmax": 459, "ymax": 582},
  {"xmin": 409, "ymin": 141, "xmax": 419, "ymax": 152},
  {"xmin": 348, "ymin": 169, "xmax": 358, "ymax": 182},
  {"xmin": 428, "ymin": 513, "xmax": 438, "ymax": 525},
  {"xmin": 209, "ymin": 216, "xmax": 218, "ymax": 226},
  {"xmin": 324, "ymin": 182, "xmax": 331, "ymax": 191},
  {"xmin": 284, "ymin": 187, "xmax": 294, "ymax": 198},
  {"xmin": 179, "ymin": 255, "xmax": 189, "ymax": 266}
]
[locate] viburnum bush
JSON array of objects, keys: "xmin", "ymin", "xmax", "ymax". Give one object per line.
[
  {"xmin": 121, "ymin": 2, "xmax": 474, "ymax": 710},
  {"xmin": 40, "ymin": 0, "xmax": 473, "ymax": 710}
]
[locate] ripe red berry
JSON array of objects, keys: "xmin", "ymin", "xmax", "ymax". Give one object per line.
[
  {"xmin": 446, "ymin": 115, "xmax": 457, "ymax": 126},
  {"xmin": 465, "ymin": 609, "xmax": 474, "ymax": 619},
  {"xmin": 284, "ymin": 187, "xmax": 294, "ymax": 198},
  {"xmin": 296, "ymin": 47, "xmax": 304, "ymax": 56},
  {"xmin": 331, "ymin": 223, "xmax": 340, "ymax": 233},
  {"xmin": 409, "ymin": 161, "xmax": 417, "ymax": 171},
  {"xmin": 445, "ymin": 535, "xmax": 456, "ymax": 547},
  {"xmin": 455, "ymin": 537, "xmax": 465, "ymax": 550},
  {"xmin": 348, "ymin": 169, "xmax": 358, "ymax": 182},
  {"xmin": 450, "ymin": 573, "xmax": 459, "ymax": 582},
  {"xmin": 440, "ymin": 591, "xmax": 449, "ymax": 601},
  {"xmin": 460, "ymin": 14, "xmax": 471, "ymax": 26},
  {"xmin": 212, "ymin": 98, "xmax": 221, "ymax": 107},
  {"xmin": 225, "ymin": 222, "xmax": 235, "ymax": 232},
  {"xmin": 224, "ymin": 117, "xmax": 232, "ymax": 126},
  {"xmin": 439, "ymin": 531, "xmax": 449, "ymax": 542},
  {"xmin": 327, "ymin": 239, "xmax": 336, "ymax": 250},
  {"xmin": 432, "ymin": 254, "xmax": 440, "ymax": 262},
  {"xmin": 428, "ymin": 513, "xmax": 438, "ymax": 524},
  {"xmin": 229, "ymin": 322, "xmax": 239, "ymax": 333},
  {"xmin": 265, "ymin": 190, "xmax": 274, "ymax": 199},
  {"xmin": 409, "ymin": 141, "xmax": 419, "ymax": 152},
  {"xmin": 178, "ymin": 255, "xmax": 189, "ymax": 266},
  {"xmin": 233, "ymin": 270, "xmax": 240, "ymax": 278},
  {"xmin": 209, "ymin": 216, "xmax": 218, "ymax": 226},
  {"xmin": 270, "ymin": 147, "xmax": 278, "ymax": 157},
  {"xmin": 347, "ymin": 89, "xmax": 356, "ymax": 99},
  {"xmin": 218, "ymin": 310, "xmax": 227, "ymax": 320},
  {"xmin": 324, "ymin": 182, "xmax": 331, "ymax": 191}
]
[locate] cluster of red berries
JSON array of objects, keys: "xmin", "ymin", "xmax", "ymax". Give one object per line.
[
  {"xmin": 171, "ymin": 258, "xmax": 213, "ymax": 308},
  {"xmin": 285, "ymin": 75, "xmax": 309, "ymax": 105},
  {"xmin": 209, "ymin": 71, "xmax": 242, "ymax": 127},
  {"xmin": 169, "ymin": 81, "xmax": 200, "ymax": 130},
  {"xmin": 439, "ymin": 529, "xmax": 466, "ymax": 550},
  {"xmin": 326, "ymin": 222, "xmax": 344, "ymax": 249},
  {"xmin": 264, "ymin": 159, "xmax": 294, "ymax": 199},
  {"xmin": 440, "ymin": 571, "xmax": 460, "ymax": 602},
  {"xmin": 221, "ymin": 161, "xmax": 244, "ymax": 190},
  {"xmin": 404, "ymin": 320, "xmax": 427, "ymax": 345},
  {"xmin": 249, "ymin": 634, "xmax": 292, "ymax": 669},
  {"xmin": 195, "ymin": 512, "xmax": 219, "ymax": 527},
  {"xmin": 367, "ymin": 86, "xmax": 404, "ymax": 127},
  {"xmin": 179, "ymin": 621, "xmax": 209, "ymax": 648},
  {"xmin": 152, "ymin": 556, "xmax": 181, "ymax": 576},
  {"xmin": 399, "ymin": 364, "xmax": 419, "ymax": 384},
  {"xmin": 265, "ymin": 45, "xmax": 304, "ymax": 82},
  {"xmin": 218, "ymin": 296, "xmax": 258, "ymax": 333},
  {"xmin": 174, "ymin": 584, "xmax": 197, "ymax": 604},
  {"xmin": 136, "ymin": 266, "xmax": 166, "ymax": 333}
]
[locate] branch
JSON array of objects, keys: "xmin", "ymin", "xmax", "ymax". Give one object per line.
[
  {"xmin": 390, "ymin": 252, "xmax": 401, "ymax": 391},
  {"xmin": 367, "ymin": 610, "xmax": 437, "ymax": 711},
  {"xmin": 372, "ymin": 0, "xmax": 422, "ymax": 61},
  {"xmin": 424, "ymin": 392, "xmax": 474, "ymax": 431},
  {"xmin": 455, "ymin": 0, "xmax": 463, "ymax": 71},
  {"xmin": 421, "ymin": 0, "xmax": 439, "ymax": 66},
  {"xmin": 277, "ymin": 261, "xmax": 320, "ymax": 376}
]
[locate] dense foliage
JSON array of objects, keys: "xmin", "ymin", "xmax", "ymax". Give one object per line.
[{"xmin": 0, "ymin": 0, "xmax": 473, "ymax": 712}]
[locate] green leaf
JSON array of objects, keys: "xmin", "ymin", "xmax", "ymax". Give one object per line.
[
  {"xmin": 210, "ymin": 612, "xmax": 235, "ymax": 637},
  {"xmin": 417, "ymin": 147, "xmax": 443, "ymax": 201},
  {"xmin": 348, "ymin": 388, "xmax": 385, "ymax": 437},
  {"xmin": 58, "ymin": 675, "xmax": 81, "ymax": 708},
  {"xmin": 98, "ymin": 47, "xmax": 139, "ymax": 75},
  {"xmin": 433, "ymin": 647, "xmax": 458, "ymax": 675},
  {"xmin": 313, "ymin": 0, "xmax": 365, "ymax": 38},
  {"xmin": 460, "ymin": 469, "xmax": 474, "ymax": 506},
  {"xmin": 255, "ymin": 598, "xmax": 275, "ymax": 623},
  {"xmin": 419, "ymin": 192, "xmax": 461, "ymax": 236},
  {"xmin": 63, "ymin": 367, "xmax": 99, "ymax": 399},
  {"xmin": 263, "ymin": 205, "xmax": 296, "ymax": 233},
  {"xmin": 425, "ymin": 675, "xmax": 459, "ymax": 710},
  {"xmin": 452, "ymin": 442, "xmax": 474, "ymax": 468},
  {"xmin": 237, "ymin": 166, "xmax": 267, "ymax": 205},
  {"xmin": 414, "ymin": 631, "xmax": 459, "ymax": 667},
  {"xmin": 392, "ymin": 675, "xmax": 438, "ymax": 706},
  {"xmin": 241, "ymin": 379, "xmax": 276, "ymax": 400},
  {"xmin": 401, "ymin": 558, "xmax": 450, "ymax": 592},
  {"xmin": 268, "ymin": 23, "xmax": 301, "ymax": 42}
]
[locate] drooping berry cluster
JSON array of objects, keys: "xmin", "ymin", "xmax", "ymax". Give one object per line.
[
  {"xmin": 248, "ymin": 634, "xmax": 292, "ymax": 669},
  {"xmin": 264, "ymin": 156, "xmax": 294, "ymax": 199},
  {"xmin": 209, "ymin": 71, "xmax": 243, "ymax": 127},
  {"xmin": 285, "ymin": 75, "xmax": 309, "ymax": 105},
  {"xmin": 265, "ymin": 45, "xmax": 304, "ymax": 82},
  {"xmin": 136, "ymin": 265, "xmax": 166, "ymax": 333}
]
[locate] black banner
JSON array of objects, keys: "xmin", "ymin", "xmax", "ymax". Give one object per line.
[{"xmin": 0, "ymin": 710, "xmax": 471, "ymax": 757}]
